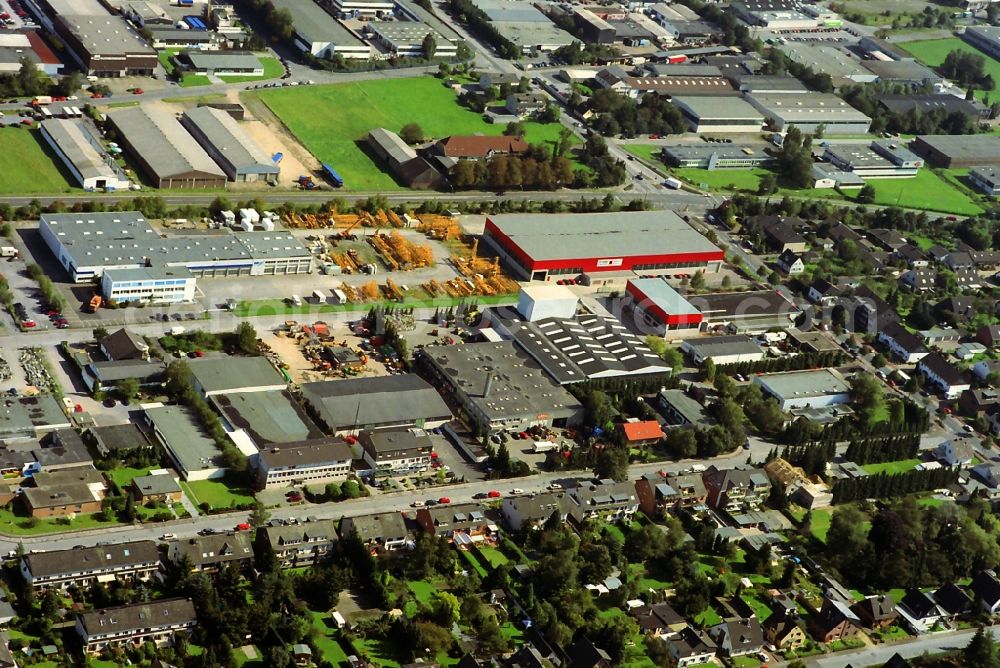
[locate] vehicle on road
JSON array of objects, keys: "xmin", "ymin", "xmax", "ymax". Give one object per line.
[
  {"xmin": 548, "ymin": 483, "xmax": 563, "ymax": 490},
  {"xmin": 509, "ymin": 488, "xmax": 524, "ymax": 495},
  {"xmin": 160, "ymin": 533, "xmax": 175, "ymax": 540}
]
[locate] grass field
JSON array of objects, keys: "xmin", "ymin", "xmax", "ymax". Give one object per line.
[
  {"xmin": 622, "ymin": 144, "xmax": 662, "ymax": 162},
  {"xmin": 252, "ymin": 77, "xmax": 579, "ymax": 190},
  {"xmin": 310, "ymin": 612, "xmax": 351, "ymax": 665},
  {"xmin": 862, "ymin": 459, "xmax": 921, "ymax": 475},
  {"xmin": 902, "ymin": 37, "xmax": 1000, "ymax": 102},
  {"xmin": 181, "ymin": 478, "xmax": 255, "ymax": 510},
  {"xmin": 107, "ymin": 466, "xmax": 154, "ymax": 490},
  {"xmin": 675, "ymin": 167, "xmax": 767, "ymax": 192},
  {"xmin": 862, "ymin": 169, "xmax": 984, "ymax": 215},
  {"xmin": 477, "ymin": 545, "xmax": 509, "ymax": 568},
  {"xmin": 810, "ymin": 509, "xmax": 833, "ymax": 543},
  {"xmin": 0, "ymin": 506, "xmax": 118, "ymax": 535},
  {"xmin": 0, "ymin": 129, "xmax": 75, "ymax": 193}
]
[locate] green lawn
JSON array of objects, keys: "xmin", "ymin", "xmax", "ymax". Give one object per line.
[
  {"xmin": 233, "ymin": 293, "xmax": 517, "ymax": 319},
  {"xmin": 181, "ymin": 478, "xmax": 255, "ymax": 510},
  {"xmin": 675, "ymin": 167, "xmax": 768, "ymax": 193},
  {"xmin": 0, "ymin": 505, "xmax": 119, "ymax": 535},
  {"xmin": 310, "ymin": 611, "xmax": 350, "ymax": 666},
  {"xmin": 407, "ymin": 580, "xmax": 438, "ymax": 605},
  {"xmin": 0, "ymin": 129, "xmax": 76, "ymax": 193},
  {"xmin": 902, "ymin": 37, "xmax": 1000, "ymax": 102},
  {"xmin": 740, "ymin": 593, "xmax": 773, "ymax": 622},
  {"xmin": 810, "ymin": 508, "xmax": 833, "ymax": 543},
  {"xmin": 158, "ymin": 48, "xmax": 179, "ymax": 76},
  {"xmin": 861, "ymin": 169, "xmax": 983, "ymax": 216},
  {"xmin": 355, "ymin": 637, "xmax": 403, "ymax": 668},
  {"xmin": 219, "ymin": 57, "xmax": 286, "ymax": 83},
  {"xmin": 251, "ymin": 76, "xmax": 579, "ymax": 190},
  {"xmin": 106, "ymin": 466, "xmax": 154, "ymax": 490},
  {"xmin": 694, "ymin": 607, "xmax": 723, "ymax": 626},
  {"xmin": 622, "ymin": 144, "xmax": 662, "ymax": 162},
  {"xmin": 180, "ymin": 75, "xmax": 212, "ymax": 88},
  {"xmin": 477, "ymin": 545, "xmax": 509, "ymax": 568},
  {"xmin": 862, "ymin": 459, "xmax": 921, "ymax": 475},
  {"xmin": 918, "ymin": 496, "xmax": 948, "ymax": 508}
]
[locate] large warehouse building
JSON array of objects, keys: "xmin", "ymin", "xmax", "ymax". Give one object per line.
[
  {"xmin": 270, "ymin": 0, "xmax": 372, "ymax": 60},
  {"xmin": 911, "ymin": 135, "xmax": 1000, "ymax": 168},
  {"xmin": 106, "ymin": 106, "xmax": 227, "ymax": 189},
  {"xmin": 482, "ymin": 211, "xmax": 724, "ymax": 282},
  {"xmin": 745, "ymin": 92, "xmax": 872, "ymax": 135},
  {"xmin": 180, "ymin": 107, "xmax": 279, "ymax": 184},
  {"xmin": 25, "ymin": 0, "xmax": 156, "ymax": 76},
  {"xmin": 625, "ymin": 278, "xmax": 703, "ymax": 337},
  {"xmin": 39, "ymin": 119, "xmax": 131, "ymax": 191},
  {"xmin": 40, "ymin": 212, "xmax": 312, "ymax": 284}
]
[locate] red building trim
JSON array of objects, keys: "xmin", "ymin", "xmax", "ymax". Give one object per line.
[
  {"xmin": 626, "ymin": 281, "xmax": 704, "ymax": 327},
  {"xmin": 485, "ymin": 217, "xmax": 724, "ymax": 276}
]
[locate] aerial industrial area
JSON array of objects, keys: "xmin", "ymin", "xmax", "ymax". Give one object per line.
[{"xmin": 2, "ymin": 0, "xmax": 1000, "ymax": 667}]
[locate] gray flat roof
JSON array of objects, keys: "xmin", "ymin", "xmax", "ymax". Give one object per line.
[
  {"xmin": 189, "ymin": 356, "xmax": 285, "ymax": 394},
  {"xmin": 0, "ymin": 395, "xmax": 69, "ymax": 436},
  {"xmin": 745, "ymin": 92, "xmax": 871, "ymax": 123},
  {"xmin": 145, "ymin": 405, "xmax": 222, "ymax": 474},
  {"xmin": 472, "ymin": 0, "xmax": 574, "ymax": 46},
  {"xmin": 421, "ymin": 341, "xmax": 582, "ymax": 422},
  {"xmin": 914, "ymin": 134, "xmax": 1000, "ymax": 161},
  {"xmin": 212, "ymin": 389, "xmax": 322, "ymax": 444},
  {"xmin": 182, "ymin": 106, "xmax": 278, "ymax": 176},
  {"xmin": 966, "ymin": 25, "xmax": 1000, "ymax": 45},
  {"xmin": 661, "ymin": 143, "xmax": 772, "ymax": 161},
  {"xmin": 258, "ymin": 439, "xmax": 354, "ymax": 469},
  {"xmin": 186, "ymin": 51, "xmax": 262, "ymax": 71},
  {"xmin": 754, "ymin": 368, "xmax": 850, "ymax": 399},
  {"xmin": 47, "ymin": 0, "xmax": 155, "ymax": 57},
  {"xmin": 41, "ymin": 212, "xmax": 311, "ymax": 269},
  {"xmin": 971, "ymin": 166, "xmax": 1000, "ymax": 186},
  {"xmin": 486, "ymin": 211, "xmax": 721, "ymax": 262},
  {"xmin": 777, "ymin": 42, "xmax": 873, "ymax": 81},
  {"xmin": 107, "ymin": 106, "xmax": 224, "ymax": 180},
  {"xmin": 132, "ymin": 473, "xmax": 182, "ymax": 496},
  {"xmin": 270, "ymin": 0, "xmax": 367, "ymax": 48},
  {"xmin": 368, "ymin": 128, "xmax": 417, "ymax": 164},
  {"xmin": 672, "ymin": 95, "xmax": 765, "ymax": 121},
  {"xmin": 40, "ymin": 119, "xmax": 119, "ymax": 182},
  {"xmin": 683, "ymin": 334, "xmax": 762, "ymax": 357},
  {"xmin": 103, "ymin": 266, "xmax": 192, "ymax": 283},
  {"xmin": 629, "ymin": 278, "xmax": 701, "ymax": 316},
  {"xmin": 659, "ymin": 388, "xmax": 709, "ymax": 425},
  {"xmin": 301, "ymin": 374, "xmax": 451, "ymax": 431}
]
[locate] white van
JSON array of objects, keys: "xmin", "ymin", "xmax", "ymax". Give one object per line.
[{"xmin": 291, "ymin": 294, "xmax": 302, "ymax": 306}]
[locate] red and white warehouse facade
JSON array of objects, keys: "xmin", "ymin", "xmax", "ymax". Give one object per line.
[
  {"xmin": 625, "ymin": 278, "xmax": 704, "ymax": 337},
  {"xmin": 482, "ymin": 211, "xmax": 724, "ymax": 283}
]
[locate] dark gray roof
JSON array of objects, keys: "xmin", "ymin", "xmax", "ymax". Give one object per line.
[
  {"xmin": 24, "ymin": 540, "xmax": 159, "ymax": 578},
  {"xmin": 132, "ymin": 473, "xmax": 181, "ymax": 496},
  {"xmin": 100, "ymin": 328, "xmax": 148, "ymax": 361},
  {"xmin": 918, "ymin": 353, "xmax": 966, "ymax": 386},
  {"xmin": 107, "ymin": 106, "xmax": 225, "ymax": 180},
  {"xmin": 262, "ymin": 519, "xmax": 339, "ymax": 550},
  {"xmin": 88, "ymin": 423, "xmax": 152, "ymax": 453},
  {"xmin": 258, "ymin": 438, "xmax": 354, "ymax": 469},
  {"xmin": 35, "ymin": 430, "xmax": 93, "ymax": 468},
  {"xmin": 212, "ymin": 390, "xmax": 322, "ymax": 445},
  {"xmin": 181, "ymin": 106, "xmax": 278, "ymax": 177},
  {"xmin": 301, "ymin": 375, "xmax": 451, "ymax": 431},
  {"xmin": 170, "ymin": 533, "xmax": 253, "ymax": 567},
  {"xmin": 502, "ymin": 313, "xmax": 669, "ymax": 384},
  {"xmin": 340, "ymin": 512, "xmax": 409, "ymax": 544},
  {"xmin": 78, "ymin": 598, "xmax": 196, "ymax": 636}
]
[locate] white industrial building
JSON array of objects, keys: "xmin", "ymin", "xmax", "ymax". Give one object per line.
[
  {"xmin": 101, "ymin": 266, "xmax": 196, "ymax": 304},
  {"xmin": 516, "ymin": 284, "xmax": 579, "ymax": 322},
  {"xmin": 40, "ymin": 119, "xmax": 131, "ymax": 191},
  {"xmin": 745, "ymin": 92, "xmax": 872, "ymax": 134},
  {"xmin": 752, "ymin": 369, "xmax": 852, "ymax": 411},
  {"xmin": 672, "ymin": 96, "xmax": 765, "ymax": 134}
]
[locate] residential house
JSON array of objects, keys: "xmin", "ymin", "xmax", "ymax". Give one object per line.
[
  {"xmin": 0, "ymin": 634, "xmax": 16, "ymax": 668},
  {"xmin": 415, "ymin": 504, "xmax": 496, "ymax": 544},
  {"xmin": 943, "ymin": 251, "xmax": 975, "ymax": 270},
  {"xmin": 868, "ymin": 228, "xmax": 907, "ymax": 251},
  {"xmin": 658, "ymin": 389, "xmax": 711, "ymax": 428},
  {"xmin": 620, "ymin": 420, "xmax": 664, "ymax": 448},
  {"xmin": 99, "ymin": 328, "xmax": 150, "ymax": 361},
  {"xmin": 702, "ymin": 466, "xmax": 770, "ymax": 512},
  {"xmin": 970, "ymin": 570, "xmax": 1000, "ymax": 615},
  {"xmin": 934, "ymin": 582, "xmax": 973, "ymax": 619},
  {"xmin": 258, "ymin": 519, "xmax": 339, "ymax": 568},
  {"xmin": 978, "ymin": 325, "xmax": 1000, "ymax": 349},
  {"xmin": 973, "ymin": 359, "xmax": 1000, "ymax": 382},
  {"xmin": 75, "ymin": 598, "xmax": 197, "ymax": 654},
  {"xmin": 898, "ymin": 589, "xmax": 944, "ymax": 632},
  {"xmin": 973, "ymin": 250, "xmax": 1000, "ymax": 270},
  {"xmin": 807, "ymin": 278, "xmax": 840, "ymax": 306},
  {"xmin": 23, "ymin": 467, "xmax": 108, "ymax": 518},
  {"xmin": 668, "ymin": 627, "xmax": 717, "ymax": 668},
  {"xmin": 954, "ymin": 268, "xmax": 984, "ymax": 291},
  {"xmin": 131, "ymin": 473, "xmax": 182, "ymax": 503},
  {"xmin": 920, "ymin": 327, "xmax": 962, "ymax": 347},
  {"xmin": 500, "ymin": 492, "xmax": 572, "ymax": 531},
  {"xmin": 852, "ymin": 595, "xmax": 898, "ymax": 630},
  {"xmin": 934, "ymin": 435, "xmax": 977, "ymax": 466},
  {"xmin": 564, "ymin": 636, "xmax": 612, "ymax": 668},
  {"xmin": 664, "ymin": 472, "xmax": 709, "ymax": 508},
  {"xmin": 777, "ymin": 249, "xmax": 805, "ymax": 275},
  {"xmin": 937, "ymin": 295, "xmax": 977, "ymax": 327},
  {"xmin": 959, "ymin": 389, "xmax": 1000, "ymax": 417},
  {"xmin": 809, "ymin": 599, "xmax": 861, "ymax": 642},
  {"xmin": 894, "ymin": 244, "xmax": 929, "ymax": 268},
  {"xmin": 917, "ymin": 353, "xmax": 971, "ymax": 398},
  {"xmin": 358, "ymin": 428, "xmax": 433, "ymax": 477},
  {"xmin": 878, "ymin": 322, "xmax": 928, "ymax": 363},
  {"xmin": 339, "ymin": 512, "xmax": 411, "ymax": 551},
  {"xmin": 973, "ymin": 462, "xmax": 1000, "ymax": 489},
  {"xmin": 505, "ymin": 93, "xmax": 548, "ymax": 118},
  {"xmin": 750, "ymin": 216, "xmax": 808, "ymax": 253},
  {"xmin": 168, "ymin": 533, "xmax": 254, "ymax": 573},
  {"xmin": 20, "ymin": 540, "xmax": 161, "ymax": 591},
  {"xmin": 566, "ymin": 479, "xmax": 639, "ymax": 523},
  {"xmin": 629, "ymin": 601, "xmax": 687, "ymax": 638},
  {"xmin": 854, "ymin": 286, "xmax": 900, "ymax": 334},
  {"xmin": 901, "ymin": 268, "xmax": 935, "ymax": 292},
  {"xmin": 709, "ymin": 618, "xmax": 764, "ymax": 657},
  {"xmin": 762, "ymin": 614, "xmax": 806, "ymax": 650}
]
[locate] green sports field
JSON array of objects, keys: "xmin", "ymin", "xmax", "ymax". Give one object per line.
[
  {"xmin": 901, "ymin": 37, "xmax": 1000, "ymax": 102},
  {"xmin": 0, "ymin": 128, "xmax": 76, "ymax": 193},
  {"xmin": 251, "ymin": 77, "xmax": 577, "ymax": 190}
]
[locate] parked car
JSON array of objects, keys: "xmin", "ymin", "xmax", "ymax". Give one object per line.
[{"xmin": 437, "ymin": 497, "xmax": 451, "ymax": 504}]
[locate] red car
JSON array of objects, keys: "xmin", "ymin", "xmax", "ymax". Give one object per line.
[
  {"xmin": 437, "ymin": 497, "xmax": 451, "ymax": 504},
  {"xmin": 487, "ymin": 490, "xmax": 501, "ymax": 498},
  {"xmin": 235, "ymin": 523, "xmax": 251, "ymax": 531},
  {"xmin": 21, "ymin": 320, "xmax": 35, "ymax": 328},
  {"xmin": 19, "ymin": 119, "xmax": 31, "ymax": 125}
]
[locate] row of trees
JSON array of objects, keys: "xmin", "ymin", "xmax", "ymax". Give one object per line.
[
  {"xmin": 831, "ymin": 466, "xmax": 958, "ymax": 504},
  {"xmin": 450, "ymin": 153, "xmax": 577, "ymax": 190},
  {"xmin": 447, "ymin": 0, "xmax": 519, "ymax": 59},
  {"xmin": 841, "ymin": 82, "xmax": 992, "ymax": 136},
  {"xmin": 844, "ymin": 434, "xmax": 920, "ymax": 465},
  {"xmin": 939, "ymin": 49, "xmax": 996, "ymax": 91},
  {"xmin": 715, "ymin": 349, "xmax": 847, "ymax": 377},
  {"xmin": 25, "ymin": 262, "xmax": 64, "ymax": 313},
  {"xmin": 585, "ymin": 88, "xmax": 690, "ymax": 139}
]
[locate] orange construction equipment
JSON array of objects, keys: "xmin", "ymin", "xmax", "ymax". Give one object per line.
[{"xmin": 88, "ymin": 295, "xmax": 103, "ymax": 312}]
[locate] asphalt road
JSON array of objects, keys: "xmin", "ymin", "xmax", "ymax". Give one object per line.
[{"xmin": 802, "ymin": 625, "xmax": 998, "ymax": 667}]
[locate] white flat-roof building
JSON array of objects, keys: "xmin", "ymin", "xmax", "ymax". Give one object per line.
[
  {"xmin": 516, "ymin": 284, "xmax": 579, "ymax": 322},
  {"xmin": 745, "ymin": 92, "xmax": 872, "ymax": 135},
  {"xmin": 40, "ymin": 119, "xmax": 131, "ymax": 191},
  {"xmin": 752, "ymin": 369, "xmax": 852, "ymax": 410},
  {"xmin": 101, "ymin": 266, "xmax": 196, "ymax": 304}
]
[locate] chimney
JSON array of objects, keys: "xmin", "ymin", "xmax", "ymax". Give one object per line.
[{"xmin": 483, "ymin": 372, "xmax": 493, "ymax": 397}]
